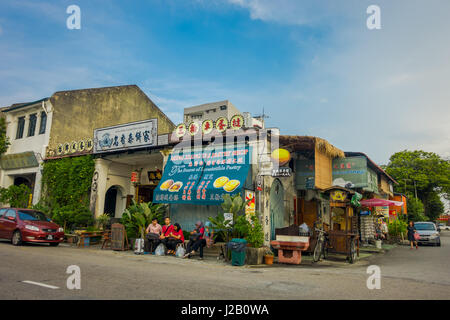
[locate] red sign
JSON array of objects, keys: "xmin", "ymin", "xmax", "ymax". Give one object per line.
[{"xmin": 131, "ymin": 171, "xmax": 140, "ymax": 183}]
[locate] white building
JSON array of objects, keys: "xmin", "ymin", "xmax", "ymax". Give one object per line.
[{"xmin": 0, "ymin": 98, "xmax": 53, "ymax": 205}]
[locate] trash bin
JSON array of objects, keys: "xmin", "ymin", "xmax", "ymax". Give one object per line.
[{"xmin": 227, "ymin": 238, "xmax": 247, "ymax": 266}]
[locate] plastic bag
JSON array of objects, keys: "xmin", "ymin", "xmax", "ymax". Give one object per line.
[
  {"xmin": 299, "ymin": 223, "xmax": 310, "ymax": 233},
  {"xmin": 134, "ymin": 238, "xmax": 144, "ymax": 254},
  {"xmin": 155, "ymin": 243, "xmax": 166, "ymax": 256},
  {"xmin": 175, "ymin": 245, "xmax": 186, "ymax": 258}
]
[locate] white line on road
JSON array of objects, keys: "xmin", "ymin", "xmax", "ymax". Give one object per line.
[{"xmin": 22, "ymin": 281, "xmax": 59, "ymax": 289}]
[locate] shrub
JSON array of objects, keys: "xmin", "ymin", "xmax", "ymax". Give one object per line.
[
  {"xmin": 0, "ymin": 184, "xmax": 31, "ymax": 208},
  {"xmin": 388, "ymin": 219, "xmax": 408, "ymax": 238}
]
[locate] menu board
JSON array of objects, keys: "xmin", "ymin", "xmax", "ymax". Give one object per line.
[{"xmin": 154, "ymin": 145, "xmax": 251, "ymax": 205}]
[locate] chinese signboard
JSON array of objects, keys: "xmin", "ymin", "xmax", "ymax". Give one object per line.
[
  {"xmin": 94, "ymin": 119, "xmax": 157, "ymax": 154},
  {"xmin": 272, "ymin": 167, "xmax": 292, "ymax": 177},
  {"xmin": 332, "ymin": 156, "xmax": 368, "ymax": 189},
  {"xmin": 295, "ymin": 159, "xmax": 315, "ymax": 190},
  {"xmin": 174, "ymin": 114, "xmax": 245, "ymax": 138},
  {"xmin": 153, "ymin": 145, "xmax": 251, "ymax": 205},
  {"xmin": 0, "ymin": 152, "xmax": 39, "ymax": 170}
]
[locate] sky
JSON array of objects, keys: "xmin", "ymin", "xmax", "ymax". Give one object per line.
[{"xmin": 0, "ymin": 0, "xmax": 449, "ymax": 166}]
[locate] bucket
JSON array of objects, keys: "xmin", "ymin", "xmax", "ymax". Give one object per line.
[{"xmin": 375, "ymin": 240, "xmax": 382, "ymax": 249}]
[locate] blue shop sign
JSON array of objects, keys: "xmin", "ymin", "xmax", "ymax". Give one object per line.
[{"xmin": 153, "ymin": 145, "xmax": 251, "ymax": 205}]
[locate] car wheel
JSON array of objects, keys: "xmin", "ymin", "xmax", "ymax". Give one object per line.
[
  {"xmin": 49, "ymin": 242, "xmax": 59, "ymax": 247},
  {"xmin": 12, "ymin": 230, "xmax": 22, "ymax": 246}
]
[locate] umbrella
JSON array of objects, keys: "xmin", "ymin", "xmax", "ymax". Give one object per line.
[{"xmin": 360, "ymin": 198, "xmax": 404, "ymax": 207}]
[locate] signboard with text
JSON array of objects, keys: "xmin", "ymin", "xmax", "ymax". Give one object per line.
[
  {"xmin": 94, "ymin": 119, "xmax": 158, "ymax": 154},
  {"xmin": 153, "ymin": 145, "xmax": 251, "ymax": 205}
]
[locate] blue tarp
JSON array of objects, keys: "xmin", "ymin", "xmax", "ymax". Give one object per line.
[{"xmin": 153, "ymin": 145, "xmax": 251, "ymax": 205}]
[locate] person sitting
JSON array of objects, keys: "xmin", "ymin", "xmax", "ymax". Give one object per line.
[
  {"xmin": 166, "ymin": 223, "xmax": 185, "ymax": 255},
  {"xmin": 159, "ymin": 217, "xmax": 174, "ymax": 252},
  {"xmin": 183, "ymin": 221, "xmax": 206, "ymax": 260},
  {"xmin": 144, "ymin": 218, "xmax": 162, "ymax": 254}
]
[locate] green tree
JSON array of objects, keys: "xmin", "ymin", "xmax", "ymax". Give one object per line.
[
  {"xmin": 385, "ymin": 150, "xmax": 450, "ymax": 220},
  {"xmin": 0, "ymin": 117, "xmax": 10, "ymax": 155},
  {"xmin": 40, "ymin": 155, "xmax": 95, "ymax": 230},
  {"xmin": 0, "ymin": 184, "xmax": 31, "ymax": 208}
]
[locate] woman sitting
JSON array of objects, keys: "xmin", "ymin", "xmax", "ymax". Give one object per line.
[
  {"xmin": 166, "ymin": 223, "xmax": 185, "ymax": 255},
  {"xmin": 183, "ymin": 221, "xmax": 206, "ymax": 260}
]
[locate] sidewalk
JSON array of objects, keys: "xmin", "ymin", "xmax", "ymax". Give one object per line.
[{"xmin": 60, "ymin": 241, "xmax": 392, "ymax": 269}]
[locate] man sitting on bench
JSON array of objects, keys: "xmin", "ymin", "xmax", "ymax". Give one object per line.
[{"xmin": 183, "ymin": 221, "xmax": 206, "ymax": 260}]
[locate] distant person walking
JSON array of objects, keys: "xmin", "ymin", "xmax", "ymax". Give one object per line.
[{"xmin": 407, "ymin": 221, "xmax": 418, "ymax": 250}]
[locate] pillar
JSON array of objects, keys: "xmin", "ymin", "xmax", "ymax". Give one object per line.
[{"xmin": 90, "ymin": 158, "xmax": 111, "ymax": 219}]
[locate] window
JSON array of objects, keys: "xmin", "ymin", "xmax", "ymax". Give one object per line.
[
  {"xmin": 39, "ymin": 111, "xmax": 47, "ymax": 134},
  {"xmin": 28, "ymin": 113, "xmax": 37, "ymax": 137},
  {"xmin": 16, "ymin": 117, "xmax": 25, "ymax": 139},
  {"xmin": 18, "ymin": 210, "xmax": 50, "ymax": 222},
  {"xmin": 5, "ymin": 209, "xmax": 16, "ymax": 220},
  {"xmin": 0, "ymin": 209, "xmax": 7, "ymax": 218},
  {"xmin": 220, "ymin": 105, "xmax": 227, "ymax": 110}
]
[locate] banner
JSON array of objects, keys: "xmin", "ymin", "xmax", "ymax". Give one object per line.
[{"xmin": 154, "ymin": 145, "xmax": 251, "ymax": 205}]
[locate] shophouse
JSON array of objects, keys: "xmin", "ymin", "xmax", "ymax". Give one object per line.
[{"xmin": 0, "ymin": 98, "xmax": 53, "ymax": 205}]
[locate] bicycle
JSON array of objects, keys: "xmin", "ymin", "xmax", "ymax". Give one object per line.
[{"xmin": 313, "ymin": 227, "xmax": 329, "ymax": 263}]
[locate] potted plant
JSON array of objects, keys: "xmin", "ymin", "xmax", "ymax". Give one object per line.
[
  {"xmin": 244, "ymin": 213, "xmax": 266, "ymax": 265},
  {"xmin": 208, "ymin": 194, "xmax": 250, "ymax": 260},
  {"xmin": 121, "ymin": 200, "xmax": 167, "ymax": 250},
  {"xmin": 264, "ymin": 248, "xmax": 274, "ymax": 265},
  {"xmin": 96, "ymin": 213, "xmax": 111, "ymax": 230}
]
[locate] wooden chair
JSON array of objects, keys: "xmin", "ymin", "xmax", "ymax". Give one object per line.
[{"xmin": 101, "ymin": 230, "xmax": 112, "ymax": 249}]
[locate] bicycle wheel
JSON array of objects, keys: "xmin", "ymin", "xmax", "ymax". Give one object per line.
[{"xmin": 313, "ymin": 239, "xmax": 323, "ymax": 262}]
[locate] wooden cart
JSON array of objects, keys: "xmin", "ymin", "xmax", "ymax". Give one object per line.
[{"xmin": 323, "ymin": 187, "xmax": 360, "ymax": 263}]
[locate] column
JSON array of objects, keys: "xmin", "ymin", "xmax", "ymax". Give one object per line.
[{"xmin": 90, "ymin": 158, "xmax": 111, "ymax": 219}]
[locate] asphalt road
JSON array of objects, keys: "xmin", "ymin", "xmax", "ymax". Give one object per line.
[{"xmin": 0, "ymin": 231, "xmax": 449, "ymax": 300}]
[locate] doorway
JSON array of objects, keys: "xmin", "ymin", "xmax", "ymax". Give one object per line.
[
  {"xmin": 104, "ymin": 186, "xmax": 118, "ymax": 217},
  {"xmin": 270, "ymin": 179, "xmax": 286, "ymax": 240}
]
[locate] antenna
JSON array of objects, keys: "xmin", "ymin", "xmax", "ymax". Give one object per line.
[{"xmin": 254, "ymin": 107, "xmax": 270, "ymax": 128}]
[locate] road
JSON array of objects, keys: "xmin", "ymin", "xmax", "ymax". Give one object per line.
[{"xmin": 0, "ymin": 231, "xmax": 449, "ymax": 300}]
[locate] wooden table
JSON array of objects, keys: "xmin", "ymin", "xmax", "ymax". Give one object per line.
[{"xmin": 77, "ymin": 231, "xmax": 104, "ymax": 247}]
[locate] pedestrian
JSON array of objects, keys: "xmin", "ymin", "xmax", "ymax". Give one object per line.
[
  {"xmin": 407, "ymin": 221, "xmax": 418, "ymax": 250},
  {"xmin": 183, "ymin": 221, "xmax": 206, "ymax": 260},
  {"xmin": 159, "ymin": 217, "xmax": 174, "ymax": 251},
  {"xmin": 166, "ymin": 223, "xmax": 185, "ymax": 255},
  {"xmin": 144, "ymin": 218, "xmax": 162, "ymax": 254}
]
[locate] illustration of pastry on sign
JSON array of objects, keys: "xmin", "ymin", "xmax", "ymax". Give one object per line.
[
  {"xmin": 213, "ymin": 176, "xmax": 229, "ymax": 188},
  {"xmin": 168, "ymin": 181, "xmax": 183, "ymax": 192},
  {"xmin": 160, "ymin": 179, "xmax": 174, "ymax": 190},
  {"xmin": 223, "ymin": 180, "xmax": 240, "ymax": 192}
]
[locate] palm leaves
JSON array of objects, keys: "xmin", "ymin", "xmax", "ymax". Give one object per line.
[{"xmin": 121, "ymin": 201, "xmax": 167, "ymax": 239}]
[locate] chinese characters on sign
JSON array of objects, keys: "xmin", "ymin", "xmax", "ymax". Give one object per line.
[
  {"xmin": 271, "ymin": 167, "xmax": 292, "ymax": 177},
  {"xmin": 174, "ymin": 114, "xmax": 245, "ymax": 137},
  {"xmin": 153, "ymin": 145, "xmax": 251, "ymax": 205},
  {"xmin": 94, "ymin": 119, "xmax": 157, "ymax": 153}
]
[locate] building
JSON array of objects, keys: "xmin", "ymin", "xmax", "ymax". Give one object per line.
[
  {"xmin": 0, "ymin": 98, "xmax": 53, "ymax": 204},
  {"xmin": 43, "ymin": 85, "xmax": 176, "ymax": 219}
]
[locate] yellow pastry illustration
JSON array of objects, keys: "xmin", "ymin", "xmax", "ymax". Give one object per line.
[
  {"xmin": 223, "ymin": 180, "xmax": 240, "ymax": 192},
  {"xmin": 160, "ymin": 179, "xmax": 174, "ymax": 190},
  {"xmin": 213, "ymin": 176, "xmax": 229, "ymax": 188},
  {"xmin": 168, "ymin": 181, "xmax": 183, "ymax": 192}
]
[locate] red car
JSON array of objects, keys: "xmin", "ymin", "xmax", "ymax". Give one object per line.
[{"xmin": 0, "ymin": 208, "xmax": 64, "ymax": 246}]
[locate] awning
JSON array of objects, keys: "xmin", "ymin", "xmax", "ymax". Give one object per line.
[
  {"xmin": 360, "ymin": 198, "xmax": 404, "ymax": 207},
  {"xmin": 0, "ymin": 151, "xmax": 39, "ymax": 170},
  {"xmin": 153, "ymin": 145, "xmax": 251, "ymax": 205}
]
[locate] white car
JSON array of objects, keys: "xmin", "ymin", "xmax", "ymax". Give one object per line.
[{"xmin": 438, "ymin": 224, "xmax": 450, "ymax": 231}]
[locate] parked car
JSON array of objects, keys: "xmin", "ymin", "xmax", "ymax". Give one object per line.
[
  {"xmin": 0, "ymin": 208, "xmax": 64, "ymax": 246},
  {"xmin": 415, "ymin": 222, "xmax": 441, "ymax": 246},
  {"xmin": 438, "ymin": 223, "xmax": 450, "ymax": 231}
]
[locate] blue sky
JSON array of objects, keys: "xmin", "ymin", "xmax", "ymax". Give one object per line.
[{"xmin": 0, "ymin": 0, "xmax": 449, "ymax": 165}]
